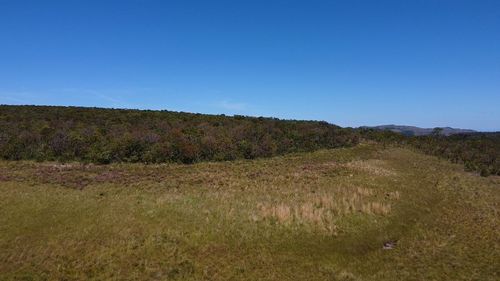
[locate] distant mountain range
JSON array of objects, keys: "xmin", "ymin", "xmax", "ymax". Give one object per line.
[{"xmin": 362, "ymin": 125, "xmax": 477, "ymax": 136}]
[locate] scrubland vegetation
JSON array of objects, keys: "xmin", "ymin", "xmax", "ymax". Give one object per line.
[
  {"xmin": 410, "ymin": 133, "xmax": 500, "ymax": 176},
  {"xmin": 1, "ymin": 105, "xmax": 499, "ymax": 177},
  {"xmin": 1, "ymin": 144, "xmax": 499, "ymax": 280},
  {"xmin": 360, "ymin": 128, "xmax": 500, "ymax": 176},
  {"xmin": 0, "ymin": 105, "xmax": 358, "ymax": 164}
]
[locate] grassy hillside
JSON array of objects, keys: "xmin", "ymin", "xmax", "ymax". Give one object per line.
[
  {"xmin": 1, "ymin": 144, "xmax": 498, "ymax": 280},
  {"xmin": 0, "ymin": 105, "xmax": 358, "ymax": 164}
]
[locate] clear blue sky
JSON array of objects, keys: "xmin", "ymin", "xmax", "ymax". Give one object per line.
[{"xmin": 1, "ymin": 0, "xmax": 499, "ymax": 131}]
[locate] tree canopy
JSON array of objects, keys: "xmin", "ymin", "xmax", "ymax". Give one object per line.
[{"xmin": 0, "ymin": 105, "xmax": 359, "ymax": 164}]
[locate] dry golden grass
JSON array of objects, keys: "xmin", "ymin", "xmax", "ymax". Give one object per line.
[
  {"xmin": 343, "ymin": 159, "xmax": 397, "ymax": 177},
  {"xmin": 257, "ymin": 185, "xmax": 391, "ymax": 234}
]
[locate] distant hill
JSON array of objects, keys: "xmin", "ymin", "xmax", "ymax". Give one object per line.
[{"xmin": 363, "ymin": 125, "xmax": 476, "ymax": 136}]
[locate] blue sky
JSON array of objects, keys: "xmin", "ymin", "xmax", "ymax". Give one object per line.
[{"xmin": 0, "ymin": 0, "xmax": 499, "ymax": 131}]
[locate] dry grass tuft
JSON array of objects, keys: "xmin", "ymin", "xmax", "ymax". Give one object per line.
[
  {"xmin": 343, "ymin": 159, "xmax": 397, "ymax": 177},
  {"xmin": 257, "ymin": 186, "xmax": 391, "ymax": 233},
  {"xmin": 386, "ymin": 191, "xmax": 401, "ymax": 200},
  {"xmin": 361, "ymin": 202, "xmax": 392, "ymax": 215}
]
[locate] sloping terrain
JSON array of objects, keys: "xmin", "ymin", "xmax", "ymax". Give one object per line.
[{"xmin": 0, "ymin": 144, "xmax": 498, "ymax": 280}]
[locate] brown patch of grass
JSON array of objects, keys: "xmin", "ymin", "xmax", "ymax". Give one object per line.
[
  {"xmin": 385, "ymin": 191, "xmax": 401, "ymax": 200},
  {"xmin": 361, "ymin": 202, "xmax": 392, "ymax": 215},
  {"xmin": 257, "ymin": 186, "xmax": 391, "ymax": 233},
  {"xmin": 343, "ymin": 159, "xmax": 397, "ymax": 177},
  {"xmin": 0, "ymin": 174, "xmax": 11, "ymax": 181}
]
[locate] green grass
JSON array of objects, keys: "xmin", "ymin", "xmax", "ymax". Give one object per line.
[{"xmin": 0, "ymin": 144, "xmax": 498, "ymax": 280}]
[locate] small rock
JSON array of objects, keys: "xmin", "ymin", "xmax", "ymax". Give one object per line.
[{"xmin": 383, "ymin": 241, "xmax": 397, "ymax": 250}]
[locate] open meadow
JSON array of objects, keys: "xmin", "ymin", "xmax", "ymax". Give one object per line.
[{"xmin": 1, "ymin": 144, "xmax": 499, "ymax": 281}]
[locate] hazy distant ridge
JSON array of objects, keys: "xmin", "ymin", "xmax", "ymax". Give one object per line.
[{"xmin": 363, "ymin": 125, "xmax": 477, "ymax": 136}]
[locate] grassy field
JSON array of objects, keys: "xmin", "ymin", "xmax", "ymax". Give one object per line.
[{"xmin": 0, "ymin": 144, "xmax": 499, "ymax": 280}]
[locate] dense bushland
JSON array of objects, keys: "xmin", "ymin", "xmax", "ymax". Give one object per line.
[
  {"xmin": 409, "ymin": 133, "xmax": 500, "ymax": 176},
  {"xmin": 0, "ymin": 105, "xmax": 359, "ymax": 164},
  {"xmin": 1, "ymin": 105, "xmax": 498, "ymax": 176}
]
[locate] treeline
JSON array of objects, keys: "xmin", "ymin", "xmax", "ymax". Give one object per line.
[
  {"xmin": 360, "ymin": 129, "xmax": 500, "ymax": 177},
  {"xmin": 1, "ymin": 105, "xmax": 498, "ymax": 176},
  {"xmin": 0, "ymin": 105, "xmax": 359, "ymax": 164},
  {"xmin": 409, "ymin": 133, "xmax": 500, "ymax": 177}
]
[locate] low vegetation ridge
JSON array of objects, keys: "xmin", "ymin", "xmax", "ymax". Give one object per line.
[
  {"xmin": 0, "ymin": 105, "xmax": 358, "ymax": 164},
  {"xmin": 0, "ymin": 105, "xmax": 498, "ymax": 176}
]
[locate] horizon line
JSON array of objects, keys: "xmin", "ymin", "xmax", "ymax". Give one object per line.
[{"xmin": 1, "ymin": 103, "xmax": 498, "ymax": 132}]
